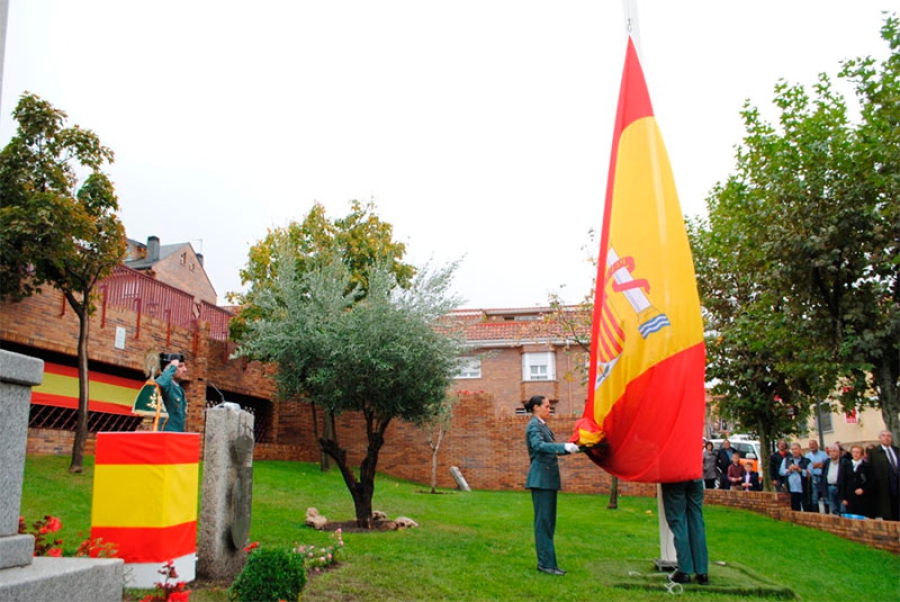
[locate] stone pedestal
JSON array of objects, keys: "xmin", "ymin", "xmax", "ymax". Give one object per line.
[
  {"xmin": 0, "ymin": 350, "xmax": 124, "ymax": 601},
  {"xmin": 0, "ymin": 350, "xmax": 41, "ymax": 570},
  {"xmin": 198, "ymin": 403, "xmax": 255, "ymax": 580}
]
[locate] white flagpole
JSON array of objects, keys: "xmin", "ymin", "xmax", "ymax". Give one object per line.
[
  {"xmin": 656, "ymin": 484, "xmax": 677, "ymax": 570},
  {"xmin": 621, "ymin": 0, "xmax": 643, "ymax": 57},
  {"xmin": 621, "ymin": 0, "xmax": 677, "ymax": 570}
]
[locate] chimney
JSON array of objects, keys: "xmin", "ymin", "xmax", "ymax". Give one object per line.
[
  {"xmin": 196, "ymin": 253, "xmax": 204, "ymax": 267},
  {"xmin": 147, "ymin": 236, "xmax": 160, "ymax": 262}
]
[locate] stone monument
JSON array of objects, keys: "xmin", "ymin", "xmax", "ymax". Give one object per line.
[
  {"xmin": 0, "ymin": 349, "xmax": 124, "ymax": 601},
  {"xmin": 197, "ymin": 402, "xmax": 255, "ymax": 580}
]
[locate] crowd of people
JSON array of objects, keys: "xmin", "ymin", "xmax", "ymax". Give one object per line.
[{"xmin": 704, "ymin": 431, "xmax": 899, "ymax": 521}]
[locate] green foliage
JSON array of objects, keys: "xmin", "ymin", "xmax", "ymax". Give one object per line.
[
  {"xmin": 228, "ymin": 200, "xmax": 416, "ymax": 342},
  {"xmin": 238, "ymin": 254, "xmax": 463, "ymax": 526},
  {"xmin": 0, "ymin": 92, "xmax": 127, "ymax": 472},
  {"xmin": 0, "ymin": 92, "xmax": 126, "ymax": 304},
  {"xmin": 229, "ymin": 547, "xmax": 307, "ymax": 602},
  {"xmin": 689, "ymin": 14, "xmax": 900, "ymax": 449}
]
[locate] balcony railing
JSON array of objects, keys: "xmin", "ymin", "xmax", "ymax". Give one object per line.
[{"xmin": 100, "ymin": 266, "xmax": 233, "ymax": 341}]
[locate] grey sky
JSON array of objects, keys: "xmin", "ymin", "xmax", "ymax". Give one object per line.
[{"xmin": 1, "ymin": 1, "xmax": 892, "ymax": 307}]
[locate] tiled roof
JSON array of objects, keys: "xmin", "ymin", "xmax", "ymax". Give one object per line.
[{"xmin": 440, "ymin": 307, "xmax": 591, "ymax": 344}]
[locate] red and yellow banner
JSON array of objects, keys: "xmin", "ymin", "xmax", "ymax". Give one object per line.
[
  {"xmin": 572, "ymin": 37, "xmax": 706, "ymax": 483},
  {"xmin": 31, "ymin": 362, "xmax": 142, "ymax": 415},
  {"xmin": 91, "ymin": 432, "xmax": 200, "ymax": 563}
]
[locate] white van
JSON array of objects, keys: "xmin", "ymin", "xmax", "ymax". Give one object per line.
[{"xmin": 710, "ymin": 438, "xmax": 763, "ymax": 478}]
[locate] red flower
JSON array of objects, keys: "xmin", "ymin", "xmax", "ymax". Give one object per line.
[
  {"xmin": 47, "ymin": 548, "xmax": 63, "ymax": 557},
  {"xmin": 243, "ymin": 541, "xmax": 260, "ymax": 553},
  {"xmin": 45, "ymin": 516, "xmax": 62, "ymax": 533}
]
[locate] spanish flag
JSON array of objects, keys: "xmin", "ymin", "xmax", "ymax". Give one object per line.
[
  {"xmin": 571, "ymin": 36, "xmax": 706, "ymax": 483},
  {"xmin": 91, "ymin": 432, "xmax": 199, "ymax": 575}
]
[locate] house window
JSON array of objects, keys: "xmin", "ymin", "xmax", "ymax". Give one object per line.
[
  {"xmin": 819, "ymin": 402, "xmax": 834, "ymax": 433},
  {"xmin": 455, "ymin": 357, "xmax": 482, "ymax": 380},
  {"xmin": 522, "ymin": 351, "xmax": 555, "ymax": 381}
]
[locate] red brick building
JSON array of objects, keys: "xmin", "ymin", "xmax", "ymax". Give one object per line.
[{"xmin": 1, "ymin": 249, "xmax": 660, "ymax": 495}]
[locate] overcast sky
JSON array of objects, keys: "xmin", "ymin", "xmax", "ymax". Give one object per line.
[{"xmin": 1, "ymin": 1, "xmax": 893, "ymax": 308}]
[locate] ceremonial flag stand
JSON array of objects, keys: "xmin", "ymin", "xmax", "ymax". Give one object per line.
[{"xmin": 91, "ymin": 431, "xmax": 200, "ymax": 588}]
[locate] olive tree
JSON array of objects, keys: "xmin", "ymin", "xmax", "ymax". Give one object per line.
[{"xmin": 238, "ymin": 253, "xmax": 463, "ymax": 527}]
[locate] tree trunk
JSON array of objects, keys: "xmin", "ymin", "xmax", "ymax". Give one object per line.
[
  {"xmin": 759, "ymin": 419, "xmax": 774, "ymax": 492},
  {"xmin": 876, "ymin": 360, "xmax": 900, "ymax": 444},
  {"xmin": 69, "ymin": 297, "xmax": 89, "ymax": 474},
  {"xmin": 319, "ymin": 418, "xmax": 388, "ymax": 528},
  {"xmin": 320, "ymin": 410, "xmax": 335, "ymax": 472},
  {"xmin": 607, "ymin": 475, "xmax": 619, "ymax": 509},
  {"xmin": 430, "ymin": 426, "xmax": 445, "ymax": 494}
]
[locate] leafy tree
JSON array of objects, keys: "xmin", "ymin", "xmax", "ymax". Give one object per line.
[
  {"xmin": 690, "ymin": 15, "xmax": 900, "ymax": 449},
  {"xmin": 416, "ymin": 391, "xmax": 459, "ymax": 494},
  {"xmin": 228, "ymin": 200, "xmax": 416, "ymax": 341},
  {"xmin": 0, "ymin": 93, "xmax": 126, "ymax": 472},
  {"xmin": 238, "ymin": 253, "xmax": 463, "ymax": 527},
  {"xmin": 230, "ymin": 200, "xmax": 418, "ymax": 471}
]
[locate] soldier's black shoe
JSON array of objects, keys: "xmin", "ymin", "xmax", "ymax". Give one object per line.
[
  {"xmin": 695, "ymin": 573, "xmax": 709, "ymax": 585},
  {"xmin": 537, "ymin": 566, "xmax": 566, "ymax": 576},
  {"xmin": 669, "ymin": 570, "xmax": 691, "ymax": 584}
]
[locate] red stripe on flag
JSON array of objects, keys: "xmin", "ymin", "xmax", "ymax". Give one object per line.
[
  {"xmin": 586, "ymin": 343, "xmax": 706, "ymax": 483},
  {"xmin": 95, "ymin": 432, "xmax": 200, "ymax": 465},
  {"xmin": 90, "ymin": 522, "xmax": 196, "ymax": 563}
]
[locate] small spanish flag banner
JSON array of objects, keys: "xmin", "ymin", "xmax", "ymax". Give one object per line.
[
  {"xmin": 31, "ymin": 362, "xmax": 142, "ymax": 415},
  {"xmin": 91, "ymin": 432, "xmax": 200, "ymax": 563},
  {"xmin": 571, "ymin": 36, "xmax": 706, "ymax": 483}
]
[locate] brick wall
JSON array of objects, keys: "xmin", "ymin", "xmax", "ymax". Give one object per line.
[{"xmin": 705, "ymin": 489, "xmax": 899, "ymax": 554}]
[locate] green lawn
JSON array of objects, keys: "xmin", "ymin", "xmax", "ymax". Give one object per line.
[{"xmin": 20, "ymin": 455, "xmax": 900, "ymax": 601}]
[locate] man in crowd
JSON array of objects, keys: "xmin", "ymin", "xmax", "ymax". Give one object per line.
[
  {"xmin": 780, "ymin": 442, "xmax": 812, "ymax": 511},
  {"xmin": 805, "ymin": 439, "xmax": 828, "ymax": 513},
  {"xmin": 716, "ymin": 439, "xmax": 734, "ymax": 490},
  {"xmin": 821, "ymin": 444, "xmax": 850, "ymax": 515},
  {"xmin": 868, "ymin": 430, "xmax": 900, "ymax": 521},
  {"xmin": 769, "ymin": 440, "xmax": 788, "ymax": 492}
]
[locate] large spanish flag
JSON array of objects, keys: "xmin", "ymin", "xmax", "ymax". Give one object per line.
[{"xmin": 571, "ymin": 37, "xmax": 706, "ymax": 483}]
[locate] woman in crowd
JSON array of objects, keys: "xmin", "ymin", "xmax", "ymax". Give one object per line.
[
  {"xmin": 702, "ymin": 441, "xmax": 718, "ymax": 489},
  {"xmin": 841, "ymin": 444, "xmax": 872, "ymax": 517}
]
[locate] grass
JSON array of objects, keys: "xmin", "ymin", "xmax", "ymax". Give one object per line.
[{"xmin": 21, "ymin": 455, "xmax": 900, "ymax": 601}]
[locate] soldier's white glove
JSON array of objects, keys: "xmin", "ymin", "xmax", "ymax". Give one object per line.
[{"xmin": 564, "ymin": 443, "xmax": 579, "ymax": 453}]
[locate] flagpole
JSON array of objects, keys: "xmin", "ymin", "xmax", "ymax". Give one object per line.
[
  {"xmin": 621, "ymin": 0, "xmax": 677, "ymax": 571},
  {"xmin": 621, "ymin": 0, "xmax": 643, "ymax": 57}
]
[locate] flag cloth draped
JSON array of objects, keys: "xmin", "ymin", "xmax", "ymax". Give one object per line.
[
  {"xmin": 570, "ymin": 36, "xmax": 706, "ymax": 484},
  {"xmin": 91, "ymin": 432, "xmax": 200, "ymax": 563}
]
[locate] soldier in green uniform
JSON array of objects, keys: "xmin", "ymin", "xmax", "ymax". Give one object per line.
[{"xmin": 157, "ymin": 353, "xmax": 188, "ymax": 432}]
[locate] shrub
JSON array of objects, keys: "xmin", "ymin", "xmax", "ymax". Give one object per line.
[{"xmin": 229, "ymin": 547, "xmax": 307, "ymax": 602}]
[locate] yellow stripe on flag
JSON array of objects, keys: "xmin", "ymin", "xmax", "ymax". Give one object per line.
[
  {"xmin": 594, "ymin": 117, "xmax": 704, "ymax": 417},
  {"xmin": 92, "ymin": 463, "xmax": 198, "ymax": 527}
]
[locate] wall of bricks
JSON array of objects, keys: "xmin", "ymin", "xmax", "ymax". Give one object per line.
[{"xmin": 705, "ymin": 489, "xmax": 900, "ymax": 554}]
